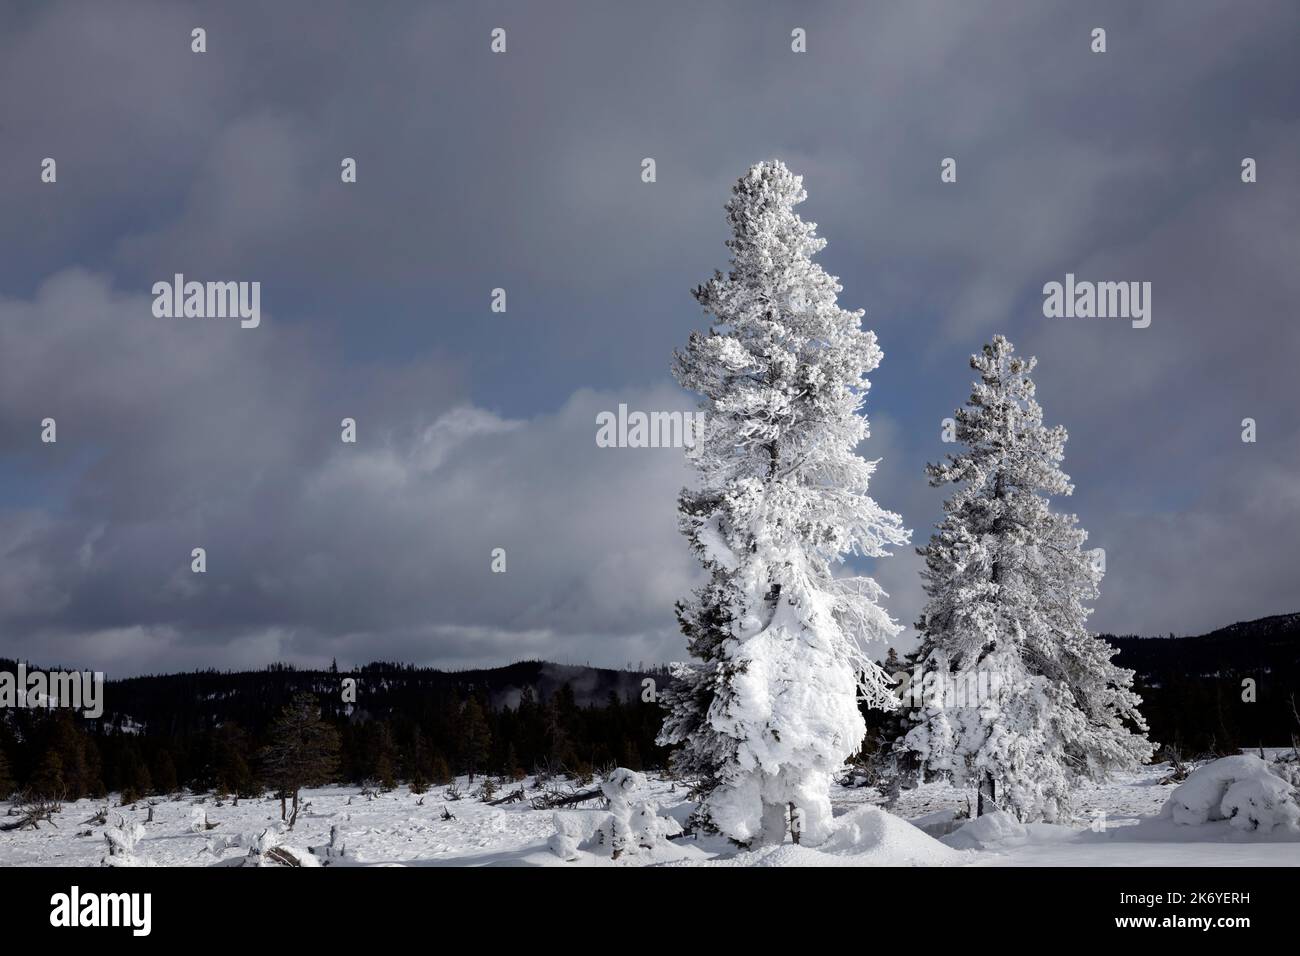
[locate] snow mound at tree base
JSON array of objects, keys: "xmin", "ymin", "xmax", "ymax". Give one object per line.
[
  {"xmin": 941, "ymin": 811, "xmax": 1033, "ymax": 850},
  {"xmin": 698, "ymin": 806, "xmax": 967, "ymax": 866},
  {"xmin": 1160, "ymin": 755, "xmax": 1300, "ymax": 833}
]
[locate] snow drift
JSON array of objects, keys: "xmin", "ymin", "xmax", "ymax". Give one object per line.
[
  {"xmin": 1160, "ymin": 754, "xmax": 1300, "ymax": 833},
  {"xmin": 941, "ymin": 810, "xmax": 1032, "ymax": 851},
  {"xmin": 692, "ymin": 806, "xmax": 967, "ymax": 867}
]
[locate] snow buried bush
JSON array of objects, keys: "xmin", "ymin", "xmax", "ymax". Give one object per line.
[
  {"xmin": 548, "ymin": 768, "xmax": 682, "ymax": 862},
  {"xmin": 696, "ymin": 806, "xmax": 966, "ymax": 867},
  {"xmin": 819, "ymin": 806, "xmax": 966, "ymax": 864},
  {"xmin": 940, "ymin": 811, "xmax": 1032, "ymax": 851},
  {"xmin": 222, "ymin": 823, "xmax": 321, "ymax": 867},
  {"xmin": 548, "ymin": 809, "xmax": 610, "ymax": 861},
  {"xmin": 101, "ymin": 816, "xmax": 150, "ymax": 867},
  {"xmin": 1160, "ymin": 754, "xmax": 1300, "ymax": 833}
]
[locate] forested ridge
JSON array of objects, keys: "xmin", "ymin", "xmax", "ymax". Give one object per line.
[{"xmin": 0, "ymin": 613, "xmax": 1295, "ymax": 803}]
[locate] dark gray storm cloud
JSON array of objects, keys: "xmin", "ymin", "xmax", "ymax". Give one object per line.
[{"xmin": 0, "ymin": 1, "xmax": 1296, "ymax": 674}]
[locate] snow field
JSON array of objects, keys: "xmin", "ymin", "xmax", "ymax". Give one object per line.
[{"xmin": 2, "ymin": 759, "xmax": 1295, "ymax": 867}]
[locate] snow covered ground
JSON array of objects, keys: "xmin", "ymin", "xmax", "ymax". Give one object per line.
[{"xmin": 2, "ymin": 761, "xmax": 1296, "ymax": 867}]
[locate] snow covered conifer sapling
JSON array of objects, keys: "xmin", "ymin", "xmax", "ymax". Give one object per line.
[
  {"xmin": 902, "ymin": 336, "xmax": 1154, "ymax": 822},
  {"xmin": 658, "ymin": 160, "xmax": 910, "ymax": 846}
]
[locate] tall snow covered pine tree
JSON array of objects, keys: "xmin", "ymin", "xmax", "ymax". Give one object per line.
[
  {"xmin": 658, "ymin": 160, "xmax": 910, "ymax": 846},
  {"xmin": 902, "ymin": 336, "xmax": 1154, "ymax": 822}
]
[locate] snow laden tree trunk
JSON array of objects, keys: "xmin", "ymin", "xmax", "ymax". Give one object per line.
[
  {"xmin": 658, "ymin": 161, "xmax": 909, "ymax": 846},
  {"xmin": 902, "ymin": 336, "xmax": 1154, "ymax": 822}
]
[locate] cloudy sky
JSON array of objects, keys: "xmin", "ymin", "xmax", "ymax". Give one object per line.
[{"xmin": 1, "ymin": 1, "xmax": 1297, "ymax": 676}]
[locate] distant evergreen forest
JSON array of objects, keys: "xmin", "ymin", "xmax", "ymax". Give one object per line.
[
  {"xmin": 0, "ymin": 660, "xmax": 671, "ymax": 803},
  {"xmin": 1103, "ymin": 612, "xmax": 1300, "ymax": 756},
  {"xmin": 1, "ymin": 614, "xmax": 1296, "ymax": 803}
]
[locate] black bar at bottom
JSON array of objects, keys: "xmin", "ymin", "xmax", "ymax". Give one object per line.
[{"xmin": 0, "ymin": 864, "xmax": 1286, "ymax": 942}]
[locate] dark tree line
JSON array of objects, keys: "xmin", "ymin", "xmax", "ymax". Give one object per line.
[
  {"xmin": 1101, "ymin": 615, "xmax": 1300, "ymax": 758},
  {"xmin": 0, "ymin": 662, "xmax": 669, "ymax": 803},
  {"xmin": 2, "ymin": 616, "xmax": 1294, "ymax": 805}
]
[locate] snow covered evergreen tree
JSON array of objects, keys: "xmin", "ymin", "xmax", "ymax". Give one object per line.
[
  {"xmin": 902, "ymin": 336, "xmax": 1153, "ymax": 822},
  {"xmin": 658, "ymin": 160, "xmax": 909, "ymax": 846}
]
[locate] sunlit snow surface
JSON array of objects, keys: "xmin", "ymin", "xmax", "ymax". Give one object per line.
[{"xmin": 2, "ymin": 761, "xmax": 1296, "ymax": 867}]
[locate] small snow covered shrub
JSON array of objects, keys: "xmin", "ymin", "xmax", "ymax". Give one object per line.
[
  {"xmin": 203, "ymin": 832, "xmax": 244, "ymax": 857},
  {"xmin": 548, "ymin": 810, "xmax": 607, "ymax": 862},
  {"xmin": 548, "ymin": 768, "xmax": 681, "ymax": 861},
  {"xmin": 309, "ymin": 824, "xmax": 347, "ymax": 864},
  {"xmin": 600, "ymin": 769, "xmax": 682, "ymax": 859},
  {"xmin": 240, "ymin": 824, "xmax": 321, "ymax": 867},
  {"xmin": 1269, "ymin": 750, "xmax": 1300, "ymax": 787},
  {"xmin": 1160, "ymin": 754, "xmax": 1300, "ymax": 833},
  {"xmin": 101, "ymin": 815, "xmax": 149, "ymax": 867}
]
